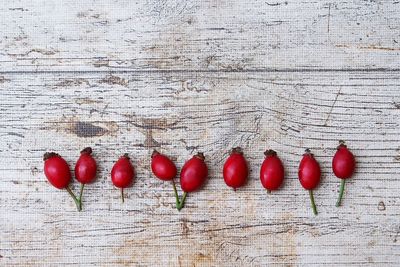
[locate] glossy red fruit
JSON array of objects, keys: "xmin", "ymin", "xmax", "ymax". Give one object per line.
[
  {"xmin": 75, "ymin": 147, "xmax": 97, "ymax": 184},
  {"xmin": 333, "ymin": 141, "xmax": 356, "ymax": 207},
  {"xmin": 332, "ymin": 141, "xmax": 355, "ymax": 179},
  {"xmin": 74, "ymin": 147, "xmax": 97, "ymax": 210},
  {"xmin": 180, "ymin": 152, "xmax": 208, "ymax": 193},
  {"xmin": 223, "ymin": 147, "xmax": 248, "ymax": 190},
  {"xmin": 151, "ymin": 150, "xmax": 177, "ymax": 181},
  {"xmin": 298, "ymin": 150, "xmax": 321, "ymax": 190},
  {"xmin": 43, "ymin": 152, "xmax": 71, "ymax": 189},
  {"xmin": 111, "ymin": 154, "xmax": 134, "ymax": 202},
  {"xmin": 298, "ymin": 149, "xmax": 321, "ymax": 215},
  {"xmin": 151, "ymin": 150, "xmax": 182, "ymax": 210},
  {"xmin": 112, "ymin": 154, "xmax": 134, "ymax": 188},
  {"xmin": 260, "ymin": 149, "xmax": 284, "ymax": 191},
  {"xmin": 43, "ymin": 152, "xmax": 81, "ymax": 211}
]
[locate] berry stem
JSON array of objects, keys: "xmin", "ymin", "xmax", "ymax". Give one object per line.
[
  {"xmin": 309, "ymin": 190, "xmax": 318, "ymax": 215},
  {"xmin": 65, "ymin": 186, "xmax": 81, "ymax": 211},
  {"xmin": 267, "ymin": 189, "xmax": 271, "ymax": 194},
  {"xmin": 171, "ymin": 180, "xmax": 181, "ymax": 209},
  {"xmin": 78, "ymin": 183, "xmax": 85, "ymax": 210},
  {"xmin": 177, "ymin": 192, "xmax": 187, "ymax": 211},
  {"xmin": 336, "ymin": 179, "xmax": 346, "ymax": 207},
  {"xmin": 121, "ymin": 188, "xmax": 125, "ymax": 203}
]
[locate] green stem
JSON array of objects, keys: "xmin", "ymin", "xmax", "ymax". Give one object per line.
[
  {"xmin": 78, "ymin": 183, "xmax": 85, "ymax": 210},
  {"xmin": 66, "ymin": 186, "xmax": 81, "ymax": 211},
  {"xmin": 267, "ymin": 189, "xmax": 271, "ymax": 194},
  {"xmin": 172, "ymin": 180, "xmax": 181, "ymax": 209},
  {"xmin": 177, "ymin": 192, "xmax": 187, "ymax": 211},
  {"xmin": 121, "ymin": 188, "xmax": 125, "ymax": 203},
  {"xmin": 309, "ymin": 190, "xmax": 318, "ymax": 215},
  {"xmin": 336, "ymin": 179, "xmax": 346, "ymax": 207}
]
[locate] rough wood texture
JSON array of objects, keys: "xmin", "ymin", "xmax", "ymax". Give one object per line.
[{"xmin": 1, "ymin": 1, "xmax": 399, "ymax": 266}]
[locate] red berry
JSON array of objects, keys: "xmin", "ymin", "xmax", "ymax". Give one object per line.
[
  {"xmin": 75, "ymin": 147, "xmax": 97, "ymax": 184},
  {"xmin": 43, "ymin": 152, "xmax": 81, "ymax": 211},
  {"xmin": 111, "ymin": 154, "xmax": 134, "ymax": 188},
  {"xmin": 180, "ymin": 153, "xmax": 208, "ymax": 192},
  {"xmin": 43, "ymin": 152, "xmax": 71, "ymax": 189},
  {"xmin": 151, "ymin": 150, "xmax": 177, "ymax": 181},
  {"xmin": 260, "ymin": 149, "xmax": 284, "ymax": 191},
  {"xmin": 333, "ymin": 141, "xmax": 356, "ymax": 207},
  {"xmin": 111, "ymin": 154, "xmax": 134, "ymax": 203},
  {"xmin": 332, "ymin": 142, "xmax": 355, "ymax": 179},
  {"xmin": 298, "ymin": 150, "xmax": 321, "ymax": 190},
  {"xmin": 298, "ymin": 149, "xmax": 321, "ymax": 215},
  {"xmin": 223, "ymin": 147, "xmax": 248, "ymax": 189}
]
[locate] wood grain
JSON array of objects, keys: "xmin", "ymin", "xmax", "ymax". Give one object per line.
[
  {"xmin": 0, "ymin": 0, "xmax": 399, "ymax": 266},
  {"xmin": 0, "ymin": 0, "xmax": 399, "ymax": 72}
]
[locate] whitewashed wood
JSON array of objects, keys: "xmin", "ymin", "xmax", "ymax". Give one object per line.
[
  {"xmin": 1, "ymin": 71, "xmax": 400, "ymax": 266},
  {"xmin": 0, "ymin": 0, "xmax": 399, "ymax": 72},
  {"xmin": 1, "ymin": 0, "xmax": 400, "ymax": 266}
]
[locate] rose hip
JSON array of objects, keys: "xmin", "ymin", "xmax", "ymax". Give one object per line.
[
  {"xmin": 223, "ymin": 147, "xmax": 248, "ymax": 190},
  {"xmin": 111, "ymin": 154, "xmax": 134, "ymax": 203},
  {"xmin": 75, "ymin": 147, "xmax": 97, "ymax": 210},
  {"xmin": 43, "ymin": 152, "xmax": 80, "ymax": 211},
  {"xmin": 151, "ymin": 150, "xmax": 177, "ymax": 181},
  {"xmin": 44, "ymin": 153, "xmax": 71, "ymax": 189},
  {"xmin": 298, "ymin": 149, "xmax": 321, "ymax": 215},
  {"xmin": 332, "ymin": 140, "xmax": 355, "ymax": 207},
  {"xmin": 260, "ymin": 149, "xmax": 284, "ymax": 192},
  {"xmin": 178, "ymin": 152, "xmax": 208, "ymax": 211},
  {"xmin": 151, "ymin": 150, "xmax": 181, "ymax": 209}
]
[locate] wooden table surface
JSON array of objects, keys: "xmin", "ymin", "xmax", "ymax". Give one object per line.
[{"xmin": 1, "ymin": 1, "xmax": 399, "ymax": 266}]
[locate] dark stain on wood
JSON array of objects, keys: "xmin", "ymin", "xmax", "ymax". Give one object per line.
[
  {"xmin": 378, "ymin": 201, "xmax": 386, "ymax": 211},
  {"xmin": 98, "ymin": 75, "xmax": 128, "ymax": 87},
  {"xmin": 27, "ymin": 48, "xmax": 57, "ymax": 55},
  {"xmin": 31, "ymin": 166, "xmax": 39, "ymax": 176},
  {"xmin": 43, "ymin": 118, "xmax": 118, "ymax": 138},
  {"xmin": 181, "ymin": 218, "xmax": 190, "ymax": 236},
  {"xmin": 75, "ymin": 97, "xmax": 102, "ymax": 105},
  {"xmin": 144, "ymin": 129, "xmax": 160, "ymax": 148},
  {"xmin": 0, "ymin": 76, "xmax": 10, "ymax": 83},
  {"xmin": 71, "ymin": 121, "xmax": 107, "ymax": 137},
  {"xmin": 93, "ymin": 59, "xmax": 109, "ymax": 68},
  {"xmin": 9, "ymin": 7, "xmax": 28, "ymax": 11},
  {"xmin": 393, "ymin": 226, "xmax": 400, "ymax": 243},
  {"xmin": 55, "ymin": 78, "xmax": 90, "ymax": 87},
  {"xmin": 7, "ymin": 132, "xmax": 24, "ymax": 138}
]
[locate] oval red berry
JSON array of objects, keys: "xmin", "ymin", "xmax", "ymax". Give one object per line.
[
  {"xmin": 260, "ymin": 150, "xmax": 284, "ymax": 191},
  {"xmin": 75, "ymin": 147, "xmax": 97, "ymax": 184},
  {"xmin": 111, "ymin": 155, "xmax": 134, "ymax": 188},
  {"xmin": 223, "ymin": 147, "xmax": 248, "ymax": 189},
  {"xmin": 332, "ymin": 144, "xmax": 355, "ymax": 179},
  {"xmin": 298, "ymin": 151, "xmax": 321, "ymax": 190},
  {"xmin": 151, "ymin": 151, "xmax": 177, "ymax": 181},
  {"xmin": 43, "ymin": 153, "xmax": 71, "ymax": 189},
  {"xmin": 180, "ymin": 153, "xmax": 208, "ymax": 193}
]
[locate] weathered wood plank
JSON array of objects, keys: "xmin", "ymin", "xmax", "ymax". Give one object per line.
[
  {"xmin": 1, "ymin": 0, "xmax": 400, "ymax": 266},
  {"xmin": 0, "ymin": 0, "xmax": 399, "ymax": 72},
  {"xmin": 1, "ymin": 71, "xmax": 399, "ymax": 266}
]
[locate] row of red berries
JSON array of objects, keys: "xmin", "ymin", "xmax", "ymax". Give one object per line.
[{"xmin": 43, "ymin": 141, "xmax": 355, "ymax": 215}]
